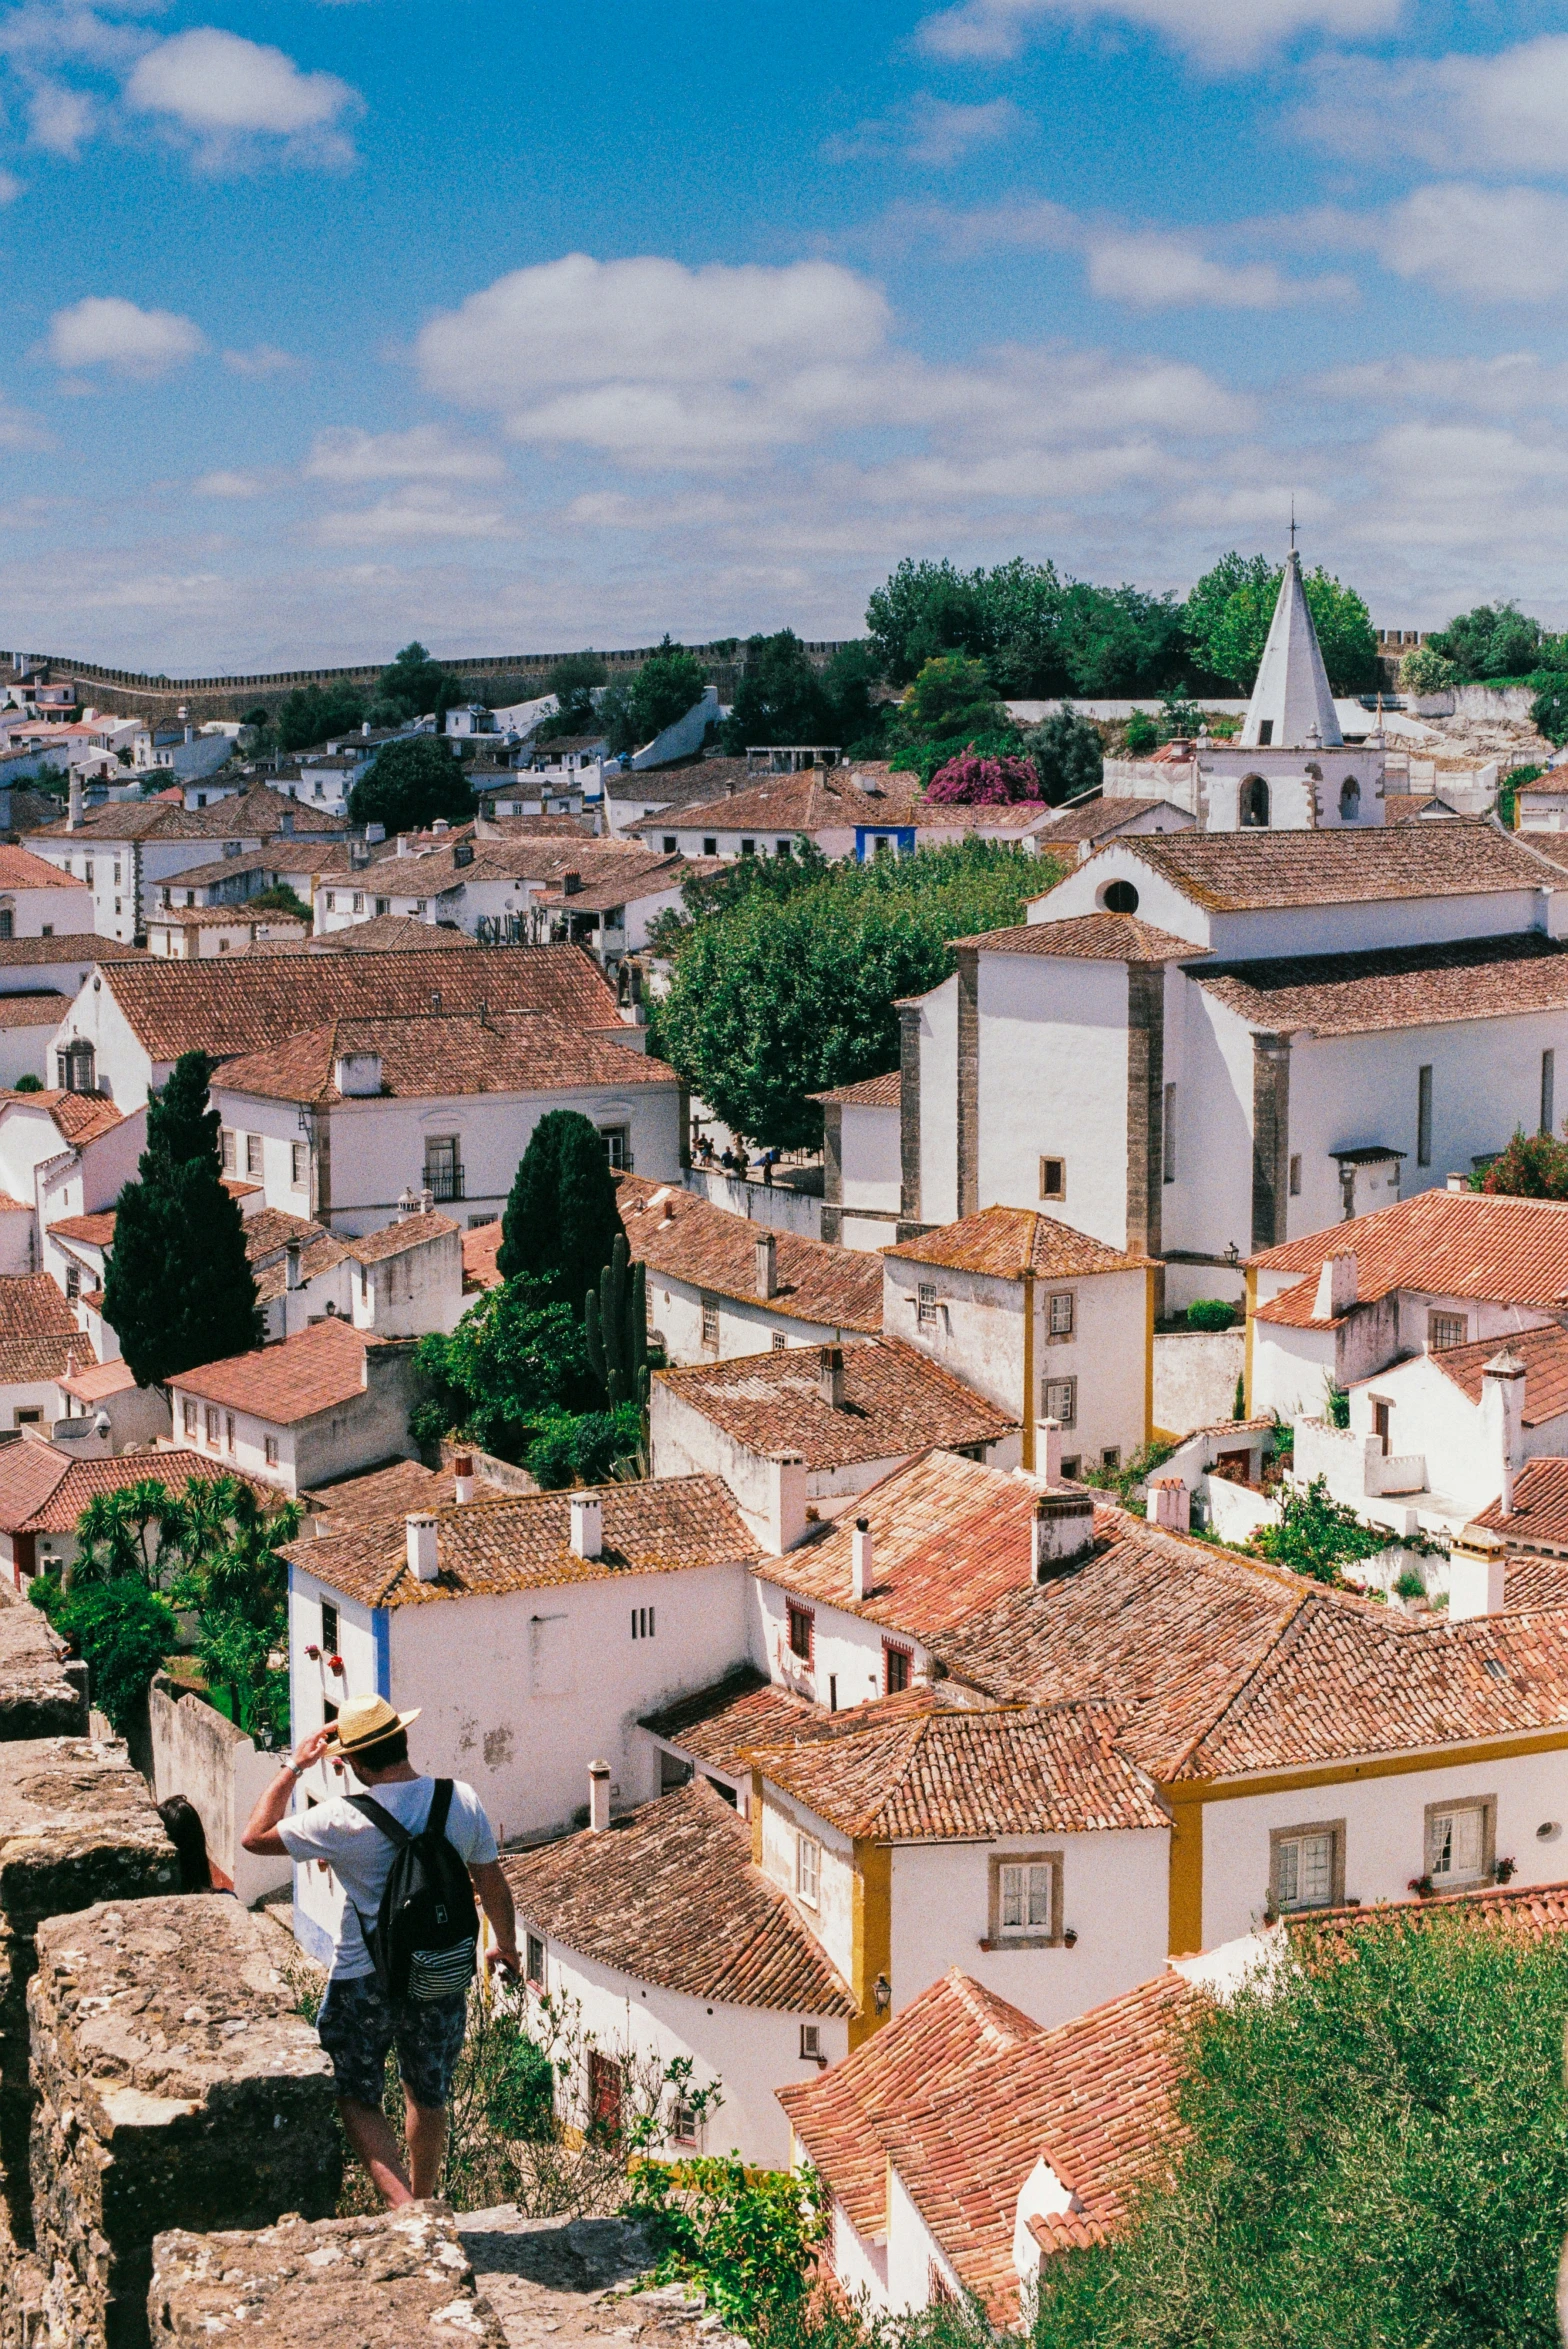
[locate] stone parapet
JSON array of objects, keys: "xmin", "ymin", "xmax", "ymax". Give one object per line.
[
  {"xmin": 0, "ymin": 1741, "xmax": 177, "ymax": 2242},
  {"xmin": 0, "ymin": 1613, "xmax": 88, "ymax": 1745},
  {"xmin": 147, "ymin": 2204, "xmax": 506, "ymax": 2345},
  {"xmin": 26, "ymin": 1896, "xmax": 339, "ymax": 2349}
]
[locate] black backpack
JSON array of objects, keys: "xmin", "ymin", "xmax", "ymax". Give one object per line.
[{"xmin": 347, "ymin": 1779, "xmax": 479, "ymax": 2002}]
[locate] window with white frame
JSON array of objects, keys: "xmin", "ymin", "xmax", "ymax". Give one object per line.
[
  {"xmin": 799, "ymin": 2023, "xmax": 821, "ymax": 2060},
  {"xmin": 204, "ymin": 1407, "xmax": 219, "ymax": 1446},
  {"xmin": 1042, "ymin": 1376, "xmax": 1077, "ymax": 1427},
  {"xmin": 796, "ymin": 1832, "xmax": 821, "ymax": 1907},
  {"xmin": 599, "ymin": 1126, "xmax": 630, "ymax": 1171},
  {"xmin": 772, "ymin": 1331, "xmax": 786, "ymax": 1351},
  {"xmin": 1271, "ymin": 1821, "xmax": 1343, "ymax": 1913},
  {"xmin": 917, "ymin": 1282, "xmax": 937, "ymax": 1327},
  {"xmin": 1426, "ymin": 1797, "xmax": 1493, "ymax": 1887},
  {"xmin": 700, "ymin": 1295, "xmax": 719, "ymax": 1347},
  {"xmin": 989, "ymin": 1851, "xmax": 1061, "ymax": 1946},
  {"xmin": 1047, "ymin": 1290, "xmax": 1074, "ymax": 1339},
  {"xmin": 245, "ymin": 1134, "xmax": 262, "ymax": 1177},
  {"xmin": 182, "ymin": 1397, "xmax": 196, "ymax": 1437},
  {"xmin": 291, "ymin": 1141, "xmax": 307, "ymax": 1189},
  {"xmin": 264, "ymin": 1436, "xmax": 279, "ymax": 1466}
]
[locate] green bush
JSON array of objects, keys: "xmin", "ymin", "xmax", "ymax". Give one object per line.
[
  {"xmin": 1123, "ymin": 711, "xmax": 1158, "ymax": 755},
  {"xmin": 1185, "ymin": 1299, "xmax": 1237, "ymax": 1332},
  {"xmin": 32, "ymin": 1576, "xmax": 177, "ymax": 1732},
  {"xmin": 627, "ymin": 2156, "xmax": 827, "ymax": 2334},
  {"xmin": 1249, "ymin": 1474, "xmax": 1389, "ymax": 1585}
]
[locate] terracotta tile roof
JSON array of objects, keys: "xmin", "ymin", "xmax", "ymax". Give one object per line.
[
  {"xmin": 951, "ymin": 912, "xmax": 1202, "ymax": 961},
  {"xmin": 57, "ymin": 1356, "xmax": 135, "ymax": 1403},
  {"xmin": 1250, "ymin": 1191, "xmax": 1568, "ymax": 1324},
  {"xmin": 242, "ymin": 1208, "xmax": 325, "ymax": 1258},
  {"xmin": 1078, "ymin": 822, "xmax": 1550, "ymax": 911},
  {"xmin": 169, "ymin": 1315, "xmax": 377, "ymax": 1424},
  {"xmin": 1197, "ymin": 932, "xmax": 1568, "ymax": 1039},
  {"xmin": 0, "ymin": 1443, "xmax": 260, "ymax": 1534},
  {"xmin": 0, "ymin": 935, "xmax": 142, "ymax": 967},
  {"xmin": 0, "ymin": 991, "xmax": 69, "ymax": 1028},
  {"xmin": 299, "ymin": 1455, "xmax": 503, "ymax": 1520},
  {"xmin": 0, "ymin": 1272, "xmax": 94, "ymax": 1386},
  {"xmin": 34, "ymin": 784, "xmax": 344, "ymax": 845},
  {"xmin": 1473, "ymin": 1465, "xmax": 1568, "ymax": 1560},
  {"xmin": 305, "ymin": 916, "xmax": 478, "ymax": 953},
  {"xmin": 1426, "ymin": 1321, "xmax": 1568, "ymax": 1426},
  {"xmin": 215, "ymin": 1011, "xmax": 676, "ymax": 1105},
  {"xmin": 633, "ymin": 770, "xmax": 926, "ymax": 840},
  {"xmin": 46, "ymin": 1210, "xmax": 116, "ymax": 1248},
  {"xmin": 148, "ymin": 906, "xmax": 305, "ymax": 933},
  {"xmin": 1387, "ymin": 793, "xmax": 1464, "ymax": 823},
  {"xmin": 346, "ymin": 1210, "xmax": 460, "ymax": 1263},
  {"xmin": 0, "ymin": 1088, "xmax": 125, "ymax": 1148},
  {"xmin": 655, "ymin": 1338, "xmax": 1015, "ymax": 1470},
  {"xmin": 463, "ymin": 1220, "xmax": 502, "ymax": 1292},
  {"xmin": 746, "ymin": 1702, "xmax": 1166, "ymax": 1839},
  {"xmin": 99, "ymin": 944, "xmax": 620, "ymax": 1063},
  {"xmin": 779, "ymin": 1965, "xmax": 1197, "ymax": 2318},
  {"xmin": 0, "ymin": 1194, "xmax": 27, "ymax": 1216},
  {"xmin": 503, "ymin": 1779, "xmax": 855, "ymax": 2017},
  {"xmin": 1302, "ymin": 1874, "xmax": 1568, "ymax": 1941},
  {"xmin": 250, "ymin": 1233, "xmax": 350, "ymax": 1305},
  {"xmin": 884, "ymin": 1205, "xmax": 1150, "ymax": 1280},
  {"xmin": 810, "ymin": 1071, "xmax": 901, "ymax": 1109},
  {"xmin": 528, "ymin": 854, "xmax": 701, "ymax": 915},
  {"xmin": 1037, "ymin": 795, "xmax": 1191, "ymax": 845},
  {"xmin": 618, "ymin": 1173, "xmax": 883, "ymax": 1333},
  {"xmin": 283, "ymin": 1471, "xmax": 759, "ymax": 1608},
  {"xmin": 640, "ymin": 1664, "xmax": 990, "ymax": 1775},
  {"xmin": 0, "ymin": 841, "xmax": 99, "ymax": 889}
]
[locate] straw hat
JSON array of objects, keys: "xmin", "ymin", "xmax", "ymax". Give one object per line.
[{"xmin": 322, "ymin": 1693, "xmax": 421, "ymax": 1756}]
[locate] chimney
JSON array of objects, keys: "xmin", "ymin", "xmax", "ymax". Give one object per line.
[
  {"xmin": 67, "ymin": 770, "xmax": 82, "ymax": 831},
  {"xmin": 397, "ymin": 834, "xmax": 410, "ymax": 857},
  {"xmin": 817, "ymin": 1344, "xmax": 844, "ymax": 1410},
  {"xmin": 1312, "ymin": 1250, "xmax": 1358, "ymax": 1319},
  {"xmin": 851, "ymin": 1516, "xmax": 874, "ymax": 1601},
  {"xmin": 587, "ymin": 1760, "xmax": 611, "ymax": 1833},
  {"xmin": 1145, "ymin": 1474, "xmax": 1190, "ymax": 1533},
  {"xmin": 1039, "ymin": 1415, "xmax": 1063, "ymax": 1486},
  {"xmin": 1481, "ymin": 1347, "xmax": 1526, "ymax": 1518},
  {"xmin": 421, "ymin": 1186, "xmax": 434, "ymax": 1216},
  {"xmin": 453, "ymin": 1450, "xmax": 475, "ymax": 1505},
  {"xmin": 763, "ymin": 1451, "xmax": 808, "ymax": 1553},
  {"xmin": 755, "ymin": 1231, "xmax": 777, "ymax": 1299},
  {"xmin": 562, "ymin": 870, "xmax": 581, "ymax": 896},
  {"xmin": 1031, "ymin": 1491, "xmax": 1095, "ymax": 1581},
  {"xmin": 1447, "ymin": 1172, "xmax": 1468, "ymax": 1193},
  {"xmin": 570, "ymin": 1491, "xmax": 603, "ymax": 1560},
  {"xmin": 334, "ymin": 1050, "xmax": 383, "ymax": 1098},
  {"xmin": 285, "ymin": 1239, "xmax": 302, "ymax": 1292},
  {"xmin": 1449, "ymin": 1525, "xmax": 1507, "ymax": 1622},
  {"xmin": 406, "ymin": 1511, "xmax": 439, "ymax": 1583}
]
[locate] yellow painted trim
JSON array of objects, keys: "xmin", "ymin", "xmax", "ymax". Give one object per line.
[
  {"xmin": 849, "ymin": 1839, "xmax": 892, "ymax": 2050},
  {"xmin": 1166, "ymin": 1788, "xmax": 1204, "ymax": 1956},
  {"xmin": 1243, "ymin": 1266, "xmax": 1257, "ymax": 1417},
  {"xmin": 1021, "ymin": 1269, "xmax": 1035, "ymax": 1473},
  {"xmin": 1144, "ymin": 1263, "xmax": 1156, "ymax": 1443},
  {"xmin": 1150, "ymin": 1425, "xmax": 1181, "ymax": 1446},
  {"xmin": 1170, "ymin": 1724, "xmax": 1568, "ymax": 1808}
]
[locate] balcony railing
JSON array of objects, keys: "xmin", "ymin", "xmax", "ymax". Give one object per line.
[{"xmin": 424, "ymin": 1163, "xmax": 465, "ymax": 1202}]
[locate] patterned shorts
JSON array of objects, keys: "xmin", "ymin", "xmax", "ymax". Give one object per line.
[{"xmin": 317, "ymin": 1976, "xmax": 469, "ymax": 2111}]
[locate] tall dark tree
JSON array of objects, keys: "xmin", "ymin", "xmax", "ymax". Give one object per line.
[
  {"xmin": 496, "ymin": 1110, "xmax": 624, "ymax": 1314},
  {"xmin": 628, "ymin": 638, "xmax": 708, "ymax": 743},
  {"xmin": 374, "ymin": 640, "xmax": 466, "ymax": 725},
  {"xmin": 346, "ymin": 736, "xmax": 475, "ymax": 833},
  {"xmin": 720, "ymin": 631, "xmax": 836, "ymax": 754},
  {"xmin": 539, "ymin": 651, "xmax": 609, "ymax": 742},
  {"xmin": 102, "ymin": 1052, "xmax": 263, "ymax": 1389}
]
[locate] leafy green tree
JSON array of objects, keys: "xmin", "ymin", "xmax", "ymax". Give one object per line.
[
  {"xmin": 1531, "ymin": 682, "xmax": 1568, "ymax": 748},
  {"xmin": 539, "ymin": 652, "xmax": 609, "ymax": 742},
  {"xmin": 653, "ymin": 840, "xmax": 1052, "ymax": 1148},
  {"xmin": 172, "ymin": 1476, "xmax": 299, "ymax": 1740},
  {"xmin": 276, "ymin": 680, "xmax": 366, "ymax": 754},
  {"xmin": 42, "ymin": 1579, "xmax": 178, "ymax": 1734},
  {"xmin": 1032, "ymin": 1907, "xmax": 1568, "ymax": 2349},
  {"xmin": 1186, "ymin": 556, "xmax": 1376, "ymax": 693},
  {"xmin": 1248, "ymin": 1474, "xmax": 1389, "ymax": 1585},
  {"xmin": 629, "ymin": 639, "xmax": 708, "ymax": 744},
  {"xmin": 1401, "ymin": 642, "xmax": 1460, "ymax": 694},
  {"xmin": 597, "ymin": 680, "xmax": 639, "ymax": 757},
  {"xmin": 496, "ymin": 1110, "xmax": 624, "ymax": 1312},
  {"xmin": 1056, "ymin": 581, "xmax": 1187, "ymax": 697},
  {"xmin": 1475, "ymin": 1126, "xmax": 1568, "ymax": 1199},
  {"xmin": 720, "ymin": 631, "xmax": 836, "ymax": 754},
  {"xmin": 866, "ymin": 556, "xmax": 994, "ymax": 684},
  {"xmin": 70, "ymin": 1476, "xmax": 192, "ymax": 1592},
  {"xmin": 982, "ymin": 555, "xmax": 1070, "ymax": 696},
  {"xmin": 820, "ymin": 642, "xmax": 888, "ymax": 756},
  {"xmin": 346, "ymin": 736, "xmax": 475, "ymax": 832},
  {"xmin": 1024, "ymin": 707, "xmax": 1103, "ymax": 804},
  {"xmin": 246, "ymin": 882, "xmax": 313, "ymax": 923},
  {"xmin": 102, "ymin": 1052, "xmax": 263, "ymax": 1389},
  {"xmin": 376, "ymin": 640, "xmax": 467, "ymax": 725},
  {"xmin": 412, "ymin": 1277, "xmax": 599, "ymax": 1463},
  {"xmin": 1123, "ymin": 710, "xmax": 1158, "ymax": 755},
  {"xmin": 892, "ymin": 653, "xmax": 1008, "ymax": 749},
  {"xmin": 525, "ymin": 1402, "xmax": 645, "ymax": 1490},
  {"xmin": 1182, "ymin": 550, "xmax": 1277, "ymax": 682},
  {"xmin": 1428, "ymin": 601, "xmax": 1553, "ymax": 684}
]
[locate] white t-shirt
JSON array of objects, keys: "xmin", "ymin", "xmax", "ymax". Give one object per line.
[{"xmin": 277, "ymin": 1775, "xmax": 498, "ymax": 1983}]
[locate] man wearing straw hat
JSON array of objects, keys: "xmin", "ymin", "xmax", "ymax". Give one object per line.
[{"xmin": 243, "ymin": 1693, "xmax": 521, "ymax": 2205}]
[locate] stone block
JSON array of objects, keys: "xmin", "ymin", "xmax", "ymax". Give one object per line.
[
  {"xmin": 147, "ymin": 2204, "xmax": 507, "ymax": 2346},
  {"xmin": 0, "ymin": 1740, "xmax": 178, "ymax": 2241},
  {"xmin": 27, "ymin": 1895, "xmax": 340, "ymax": 2349},
  {"xmin": 0, "ymin": 1613, "xmax": 87, "ymax": 1745}
]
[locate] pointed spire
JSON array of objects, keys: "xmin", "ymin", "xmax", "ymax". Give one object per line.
[{"xmin": 1239, "ymin": 546, "xmax": 1343, "ymax": 751}]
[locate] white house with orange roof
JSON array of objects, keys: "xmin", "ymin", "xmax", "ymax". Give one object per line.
[
  {"xmin": 814, "ymin": 1071, "xmax": 903, "ymax": 1251},
  {"xmin": 167, "ymin": 1316, "xmax": 420, "ymax": 1494}
]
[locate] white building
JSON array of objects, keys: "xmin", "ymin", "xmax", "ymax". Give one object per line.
[
  {"xmin": 167, "ymin": 1316, "xmax": 421, "ymax": 1495},
  {"xmin": 631, "ymin": 767, "xmax": 1060, "ymax": 866},
  {"xmin": 0, "ymin": 1271, "xmax": 101, "ymax": 1431},
  {"xmin": 0, "ymin": 840, "xmax": 94, "ymax": 942},
  {"xmin": 816, "ymin": 1072, "xmax": 903, "ymax": 1251},
  {"xmin": 27, "ymin": 784, "xmax": 344, "ymax": 941},
  {"xmin": 145, "ymin": 907, "xmax": 309, "ymax": 959},
  {"xmin": 0, "ymin": 1438, "xmax": 241, "ymax": 1592},
  {"xmin": 881, "ymin": 1204, "xmax": 1154, "ymax": 1480}
]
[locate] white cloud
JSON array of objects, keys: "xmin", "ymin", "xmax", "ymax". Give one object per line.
[
  {"xmin": 1295, "ymin": 35, "xmax": 1568, "ymax": 175},
  {"xmin": 0, "ymin": 167, "xmax": 18, "ymax": 201},
  {"xmin": 913, "ymin": 0, "xmax": 1400, "ymax": 67},
  {"xmin": 194, "ymin": 469, "xmax": 268, "ymax": 497},
  {"xmin": 1378, "ymin": 184, "xmax": 1568, "ymax": 303},
  {"xmin": 125, "ymin": 28, "xmax": 361, "ymax": 167},
  {"xmin": 827, "ymin": 94, "xmax": 1026, "ymax": 166},
  {"xmin": 1310, "ymin": 353, "xmax": 1568, "ymax": 417},
  {"xmin": 222, "ymin": 343, "xmax": 300, "ymax": 378},
  {"xmin": 305, "ymin": 424, "xmax": 505, "ymax": 483},
  {"xmin": 1083, "ymin": 228, "xmax": 1354, "ymax": 308},
  {"xmin": 40, "ymin": 295, "xmax": 206, "ymax": 378},
  {"xmin": 314, "ymin": 485, "xmax": 505, "ymax": 544},
  {"xmin": 27, "ymin": 78, "xmax": 94, "ymax": 153},
  {"xmin": 0, "ymin": 394, "xmax": 51, "ymax": 450}
]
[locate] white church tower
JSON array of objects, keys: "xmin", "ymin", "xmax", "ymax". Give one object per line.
[{"xmin": 1201, "ymin": 542, "xmax": 1385, "ymax": 831}]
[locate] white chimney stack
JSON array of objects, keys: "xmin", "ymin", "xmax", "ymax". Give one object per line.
[
  {"xmin": 406, "ymin": 1511, "xmax": 438, "ymax": 1583},
  {"xmin": 67, "ymin": 770, "xmax": 82, "ymax": 832},
  {"xmin": 1039, "ymin": 1415, "xmax": 1063, "ymax": 1486},
  {"xmin": 1313, "ymin": 1251, "xmax": 1358, "ymax": 1319},
  {"xmin": 852, "ymin": 1516, "xmax": 873, "ymax": 1601},
  {"xmin": 334, "ymin": 1050, "xmax": 383, "ymax": 1098},
  {"xmin": 1145, "ymin": 1474, "xmax": 1190, "ymax": 1533},
  {"xmin": 755, "ymin": 1230, "xmax": 777, "ymax": 1300},
  {"xmin": 587, "ymin": 1759, "xmax": 611, "ymax": 1832},
  {"xmin": 285, "ymin": 1240, "xmax": 302, "ymax": 1293},
  {"xmin": 1032, "ymin": 1492, "xmax": 1096, "ymax": 1582},
  {"xmin": 818, "ymin": 1345, "xmax": 845, "ymax": 1410},
  {"xmin": 1449, "ymin": 1527, "xmax": 1507, "ymax": 1622},
  {"xmin": 1480, "ymin": 1348, "xmax": 1526, "ymax": 1519},
  {"xmin": 453, "ymin": 1450, "xmax": 475, "ymax": 1505},
  {"xmin": 570, "ymin": 1491, "xmax": 603, "ymax": 1560}
]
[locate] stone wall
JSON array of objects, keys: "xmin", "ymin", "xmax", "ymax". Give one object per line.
[
  {"xmin": 147, "ymin": 1680, "xmax": 290, "ymax": 1908},
  {"xmin": 0, "ymin": 1612, "xmax": 87, "ymax": 1745},
  {"xmin": 27, "ymin": 1896, "xmax": 339, "ymax": 2349},
  {"xmin": 147, "ymin": 2205, "xmax": 506, "ymax": 2346}
]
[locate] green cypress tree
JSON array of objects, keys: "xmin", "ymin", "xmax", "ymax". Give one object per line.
[
  {"xmin": 102, "ymin": 1051, "xmax": 264, "ymax": 1389},
  {"xmin": 496, "ymin": 1109, "xmax": 624, "ymax": 1315}
]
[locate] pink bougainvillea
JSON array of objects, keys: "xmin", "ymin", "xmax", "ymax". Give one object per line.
[{"xmin": 924, "ymin": 749, "xmax": 1044, "ymax": 805}]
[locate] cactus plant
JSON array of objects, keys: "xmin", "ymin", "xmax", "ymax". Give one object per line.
[{"xmin": 585, "ymin": 1233, "xmax": 649, "ymax": 1409}]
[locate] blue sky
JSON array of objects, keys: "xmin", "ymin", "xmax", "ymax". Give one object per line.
[{"xmin": 4, "ymin": 0, "xmax": 1568, "ymax": 669}]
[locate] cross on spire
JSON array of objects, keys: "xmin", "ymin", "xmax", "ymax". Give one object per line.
[{"xmin": 1289, "ymin": 496, "xmax": 1297, "ymax": 553}]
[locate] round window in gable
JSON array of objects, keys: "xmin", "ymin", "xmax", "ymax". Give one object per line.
[{"xmin": 1101, "ymin": 880, "xmax": 1140, "ymax": 914}]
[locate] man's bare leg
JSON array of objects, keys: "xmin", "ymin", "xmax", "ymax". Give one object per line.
[{"xmin": 338, "ymin": 2095, "xmax": 413, "ymax": 2206}]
